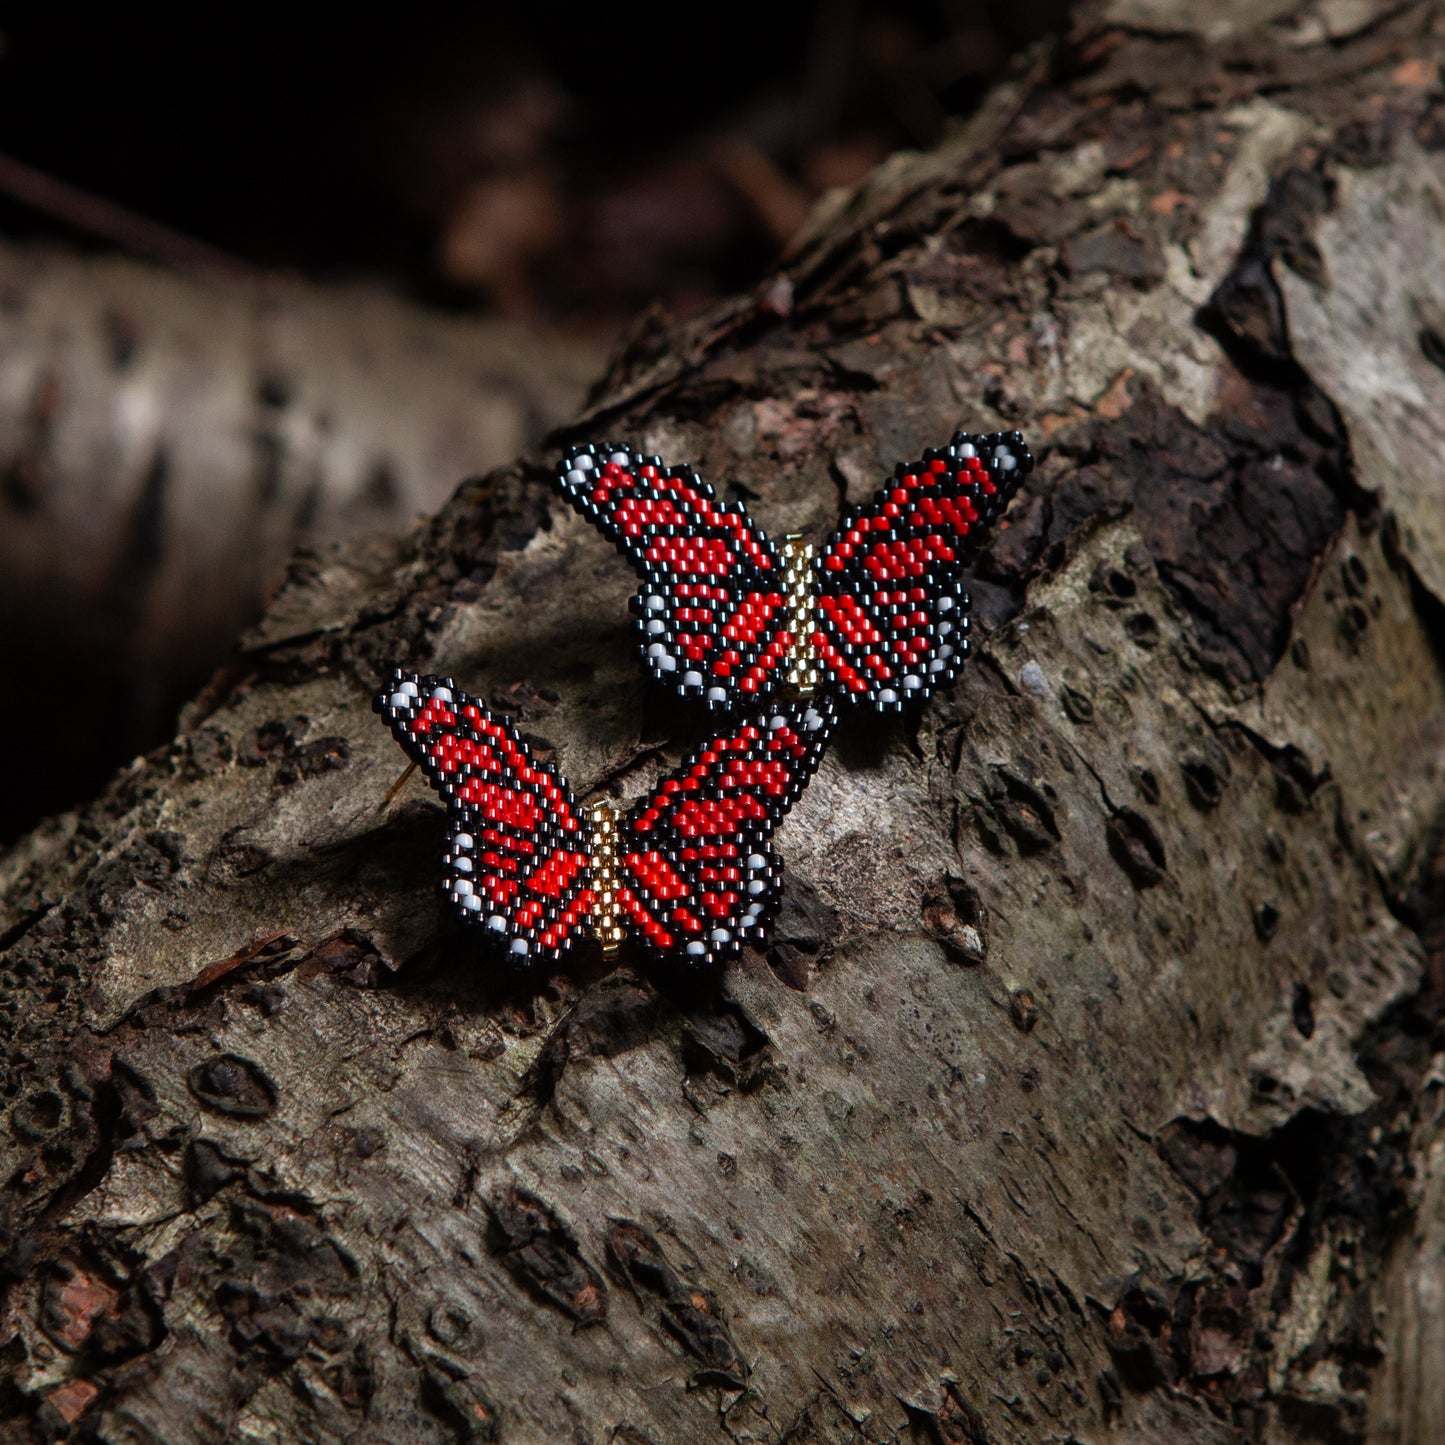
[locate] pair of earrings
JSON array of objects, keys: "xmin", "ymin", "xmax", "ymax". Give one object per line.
[{"xmin": 374, "ymin": 431, "xmax": 1032, "ymax": 968}]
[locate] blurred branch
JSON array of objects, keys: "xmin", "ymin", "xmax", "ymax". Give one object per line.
[
  {"xmin": 0, "ymin": 150, "xmax": 250, "ymax": 276},
  {"xmin": 0, "ymin": 241, "xmax": 605, "ymax": 837}
]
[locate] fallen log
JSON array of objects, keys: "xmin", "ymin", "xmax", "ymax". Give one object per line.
[{"xmin": 3, "ymin": 2, "xmax": 1445, "ymax": 1440}]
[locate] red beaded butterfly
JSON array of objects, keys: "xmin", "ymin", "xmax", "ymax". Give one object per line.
[
  {"xmin": 554, "ymin": 430, "xmax": 1031, "ymax": 713},
  {"xmin": 374, "ymin": 670, "xmax": 835, "ymax": 966}
]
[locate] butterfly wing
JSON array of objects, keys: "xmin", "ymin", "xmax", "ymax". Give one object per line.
[
  {"xmin": 616, "ymin": 696, "xmax": 837, "ymax": 967},
  {"xmin": 812, "ymin": 430, "xmax": 1032, "ymax": 710},
  {"xmin": 373, "ymin": 670, "xmax": 594, "ymax": 963},
  {"xmin": 555, "ymin": 444, "xmax": 791, "ymax": 710}
]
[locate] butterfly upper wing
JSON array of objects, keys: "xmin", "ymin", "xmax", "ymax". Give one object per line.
[
  {"xmin": 812, "ymin": 430, "xmax": 1032, "ymax": 710},
  {"xmin": 616, "ymin": 695, "xmax": 837, "ymax": 967},
  {"xmin": 373, "ymin": 670, "xmax": 594, "ymax": 962},
  {"xmin": 555, "ymin": 443, "xmax": 792, "ymax": 710}
]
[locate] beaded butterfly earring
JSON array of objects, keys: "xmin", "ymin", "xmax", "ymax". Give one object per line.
[
  {"xmin": 374, "ymin": 670, "xmax": 835, "ymax": 967},
  {"xmin": 554, "ymin": 430, "xmax": 1031, "ymax": 713}
]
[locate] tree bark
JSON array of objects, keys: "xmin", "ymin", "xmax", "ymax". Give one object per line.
[{"xmin": 4, "ymin": 3, "xmax": 1445, "ymax": 1442}]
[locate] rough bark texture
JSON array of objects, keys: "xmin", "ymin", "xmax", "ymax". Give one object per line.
[{"xmin": 4, "ymin": 3, "xmax": 1445, "ymax": 1442}]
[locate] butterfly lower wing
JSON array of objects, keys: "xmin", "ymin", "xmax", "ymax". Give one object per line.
[
  {"xmin": 616, "ymin": 696, "xmax": 837, "ymax": 966},
  {"xmin": 812, "ymin": 430, "xmax": 1032, "ymax": 710},
  {"xmin": 555, "ymin": 444, "xmax": 790, "ymax": 709},
  {"xmin": 373, "ymin": 670, "xmax": 594, "ymax": 962}
]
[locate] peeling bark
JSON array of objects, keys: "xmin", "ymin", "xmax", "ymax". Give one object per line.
[{"xmin": 4, "ymin": 3, "xmax": 1445, "ymax": 1442}]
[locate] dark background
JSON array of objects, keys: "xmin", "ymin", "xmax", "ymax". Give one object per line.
[
  {"xmin": 0, "ymin": 5, "xmax": 1068, "ymax": 324},
  {"xmin": 0, "ymin": 2, "xmax": 1070, "ymax": 841}
]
